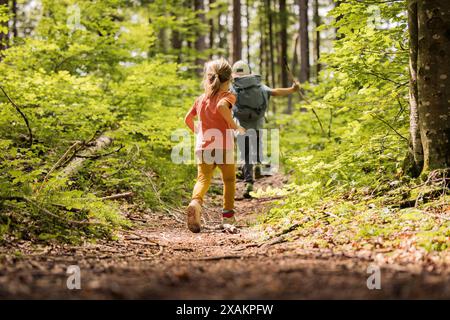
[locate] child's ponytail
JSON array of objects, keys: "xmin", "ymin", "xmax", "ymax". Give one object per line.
[{"xmin": 203, "ymin": 58, "xmax": 232, "ymax": 97}]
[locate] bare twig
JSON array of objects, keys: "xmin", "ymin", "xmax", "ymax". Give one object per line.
[
  {"xmin": 189, "ymin": 254, "xmax": 257, "ymax": 261},
  {"xmin": 75, "ymin": 144, "xmax": 124, "ymax": 160},
  {"xmin": 101, "ymin": 192, "xmax": 134, "ymax": 201},
  {"xmin": 283, "ymin": 61, "xmax": 326, "ymax": 135},
  {"xmin": 370, "ymin": 113, "xmax": 409, "ymax": 142},
  {"xmin": 0, "ymin": 84, "xmax": 33, "ymax": 146},
  {"xmin": 0, "ymin": 195, "xmax": 101, "ymax": 226},
  {"xmin": 61, "ymin": 136, "xmax": 113, "ymax": 177}
]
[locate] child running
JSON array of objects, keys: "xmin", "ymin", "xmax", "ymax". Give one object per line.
[{"xmin": 184, "ymin": 58, "xmax": 246, "ymax": 233}]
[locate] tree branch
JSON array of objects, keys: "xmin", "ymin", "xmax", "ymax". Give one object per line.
[
  {"xmin": 0, "ymin": 84, "xmax": 33, "ymax": 147},
  {"xmin": 370, "ymin": 113, "xmax": 409, "ymax": 142}
]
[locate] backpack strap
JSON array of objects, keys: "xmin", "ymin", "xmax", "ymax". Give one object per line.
[{"xmin": 260, "ymin": 86, "xmax": 269, "ymax": 114}]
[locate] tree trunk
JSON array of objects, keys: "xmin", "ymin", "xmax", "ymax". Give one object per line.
[
  {"xmin": 171, "ymin": 30, "xmax": 182, "ymax": 63},
  {"xmin": 12, "ymin": 0, "xmax": 18, "ymax": 39},
  {"xmin": 279, "ymin": 0, "xmax": 288, "ymax": 87},
  {"xmin": 286, "ymin": 35, "xmax": 299, "ymax": 114},
  {"xmin": 263, "ymin": 8, "xmax": 270, "ymax": 84},
  {"xmin": 313, "ymin": 0, "xmax": 321, "ymax": 81},
  {"xmin": 195, "ymin": 0, "xmax": 207, "ymax": 72},
  {"xmin": 299, "ymin": 0, "xmax": 310, "ymax": 83},
  {"xmin": 266, "ymin": 0, "xmax": 275, "ymax": 88},
  {"xmin": 259, "ymin": 5, "xmax": 265, "ymax": 76},
  {"xmin": 209, "ymin": 0, "xmax": 215, "ymax": 57},
  {"xmin": 0, "ymin": 0, "xmax": 9, "ymax": 53},
  {"xmin": 246, "ymin": 0, "xmax": 250, "ymax": 64},
  {"xmin": 407, "ymin": 0, "xmax": 423, "ymax": 176},
  {"xmin": 232, "ymin": 0, "xmax": 242, "ymax": 62},
  {"xmin": 218, "ymin": 12, "xmax": 225, "ymax": 54},
  {"xmin": 274, "ymin": 0, "xmax": 281, "ymax": 86},
  {"xmin": 416, "ymin": 0, "xmax": 450, "ymax": 172},
  {"xmin": 334, "ymin": 0, "xmax": 343, "ymax": 40}
]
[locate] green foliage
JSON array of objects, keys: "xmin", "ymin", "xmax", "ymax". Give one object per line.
[
  {"xmin": 0, "ymin": 4, "xmax": 8, "ymax": 36},
  {"xmin": 0, "ymin": 0, "xmax": 198, "ymax": 242},
  {"xmin": 261, "ymin": 1, "xmax": 449, "ymax": 253},
  {"xmin": 273, "ymin": 0, "xmax": 410, "ymax": 199}
]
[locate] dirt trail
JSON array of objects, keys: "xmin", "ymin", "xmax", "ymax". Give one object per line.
[{"xmin": 1, "ymin": 174, "xmax": 450, "ymax": 299}]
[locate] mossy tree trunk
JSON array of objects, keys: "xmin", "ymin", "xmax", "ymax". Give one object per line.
[
  {"xmin": 416, "ymin": 0, "xmax": 450, "ymax": 172},
  {"xmin": 407, "ymin": 0, "xmax": 423, "ymax": 176}
]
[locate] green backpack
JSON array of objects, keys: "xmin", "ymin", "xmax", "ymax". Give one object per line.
[{"xmin": 232, "ymin": 75, "xmax": 269, "ymax": 123}]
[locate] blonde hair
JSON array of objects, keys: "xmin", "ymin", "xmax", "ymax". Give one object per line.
[{"xmin": 203, "ymin": 58, "xmax": 232, "ymax": 97}]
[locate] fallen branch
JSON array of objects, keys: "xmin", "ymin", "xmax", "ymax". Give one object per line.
[
  {"xmin": 129, "ymin": 240, "xmax": 160, "ymax": 246},
  {"xmin": 2, "ymin": 195, "xmax": 99, "ymax": 226},
  {"xmin": 60, "ymin": 135, "xmax": 113, "ymax": 178},
  {"xmin": 37, "ymin": 141, "xmax": 83, "ymax": 194},
  {"xmin": 101, "ymin": 192, "xmax": 134, "ymax": 201},
  {"xmin": 50, "ymin": 203, "xmax": 84, "ymax": 213},
  {"xmin": 259, "ymin": 236, "xmax": 288, "ymax": 249},
  {"xmin": 74, "ymin": 144, "xmax": 124, "ymax": 160},
  {"xmin": 254, "ymin": 196, "xmax": 285, "ymax": 202},
  {"xmin": 189, "ymin": 254, "xmax": 257, "ymax": 261},
  {"xmin": 0, "ymin": 84, "xmax": 33, "ymax": 146},
  {"xmin": 275, "ymin": 223, "xmax": 301, "ymax": 237}
]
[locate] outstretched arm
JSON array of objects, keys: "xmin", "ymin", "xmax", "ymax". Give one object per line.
[{"xmin": 271, "ymin": 82, "xmax": 300, "ymax": 97}]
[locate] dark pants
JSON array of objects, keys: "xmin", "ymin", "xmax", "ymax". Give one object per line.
[{"xmin": 237, "ymin": 129, "xmax": 263, "ymax": 183}]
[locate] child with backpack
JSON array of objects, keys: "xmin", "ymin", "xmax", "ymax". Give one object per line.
[
  {"xmin": 231, "ymin": 60, "xmax": 299, "ymax": 198},
  {"xmin": 184, "ymin": 58, "xmax": 246, "ymax": 233}
]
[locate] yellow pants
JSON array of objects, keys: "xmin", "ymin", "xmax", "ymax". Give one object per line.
[{"xmin": 192, "ymin": 150, "xmax": 236, "ymax": 211}]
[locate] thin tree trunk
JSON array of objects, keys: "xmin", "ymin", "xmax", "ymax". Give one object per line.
[
  {"xmin": 263, "ymin": 11, "xmax": 270, "ymax": 84},
  {"xmin": 416, "ymin": 0, "xmax": 450, "ymax": 172},
  {"xmin": 407, "ymin": 0, "xmax": 423, "ymax": 176},
  {"xmin": 334, "ymin": 0, "xmax": 343, "ymax": 40},
  {"xmin": 274, "ymin": 0, "xmax": 279, "ymax": 85},
  {"xmin": 218, "ymin": 12, "xmax": 225, "ymax": 54},
  {"xmin": 12, "ymin": 0, "xmax": 18, "ymax": 39},
  {"xmin": 159, "ymin": 29, "xmax": 168, "ymax": 53},
  {"xmin": 279, "ymin": 0, "xmax": 288, "ymax": 87},
  {"xmin": 232, "ymin": 0, "xmax": 242, "ymax": 62},
  {"xmin": 286, "ymin": 35, "xmax": 299, "ymax": 114},
  {"xmin": 259, "ymin": 5, "xmax": 265, "ymax": 75},
  {"xmin": 157, "ymin": 0, "xmax": 169, "ymax": 54},
  {"xmin": 266, "ymin": 0, "xmax": 275, "ymax": 88},
  {"xmin": 209, "ymin": 0, "xmax": 215, "ymax": 58},
  {"xmin": 171, "ymin": 30, "xmax": 182, "ymax": 63},
  {"xmin": 313, "ymin": 0, "xmax": 321, "ymax": 81},
  {"xmin": 246, "ymin": 0, "xmax": 250, "ymax": 63},
  {"xmin": 195, "ymin": 0, "xmax": 207, "ymax": 73},
  {"xmin": 299, "ymin": 0, "xmax": 310, "ymax": 83},
  {"xmin": 227, "ymin": 7, "xmax": 232, "ymax": 58}
]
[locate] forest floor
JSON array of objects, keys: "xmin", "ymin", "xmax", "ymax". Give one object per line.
[{"xmin": 1, "ymin": 173, "xmax": 450, "ymax": 299}]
